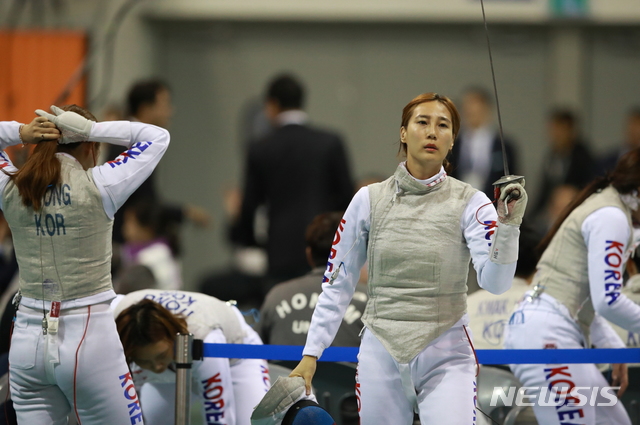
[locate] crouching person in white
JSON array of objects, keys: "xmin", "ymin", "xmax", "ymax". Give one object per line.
[{"xmin": 113, "ymin": 289, "xmax": 271, "ymax": 425}]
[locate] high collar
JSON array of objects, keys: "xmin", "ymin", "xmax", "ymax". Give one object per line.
[
  {"xmin": 55, "ymin": 152, "xmax": 83, "ymax": 170},
  {"xmin": 394, "ymin": 163, "xmax": 447, "ymax": 195}
]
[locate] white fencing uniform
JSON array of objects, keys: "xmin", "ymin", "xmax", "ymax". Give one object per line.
[
  {"xmin": 504, "ymin": 186, "xmax": 640, "ymax": 425},
  {"xmin": 113, "ymin": 290, "xmax": 271, "ymax": 425},
  {"xmin": 303, "ymin": 163, "xmax": 519, "ymax": 424},
  {"xmin": 0, "ymin": 120, "xmax": 169, "ymax": 425}
]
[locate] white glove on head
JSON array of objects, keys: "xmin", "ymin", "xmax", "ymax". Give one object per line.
[
  {"xmin": 35, "ymin": 105, "xmax": 95, "ymax": 145},
  {"xmin": 497, "ymin": 182, "xmax": 528, "ymax": 226}
]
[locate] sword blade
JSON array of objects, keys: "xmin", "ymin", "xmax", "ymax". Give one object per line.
[{"xmin": 480, "ymin": 0, "xmax": 510, "ymax": 177}]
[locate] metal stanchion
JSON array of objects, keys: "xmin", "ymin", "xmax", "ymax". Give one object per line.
[{"xmin": 175, "ymin": 333, "xmax": 194, "ymax": 425}]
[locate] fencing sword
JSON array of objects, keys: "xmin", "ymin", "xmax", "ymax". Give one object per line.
[{"xmin": 479, "ymin": 0, "xmax": 525, "ymax": 205}]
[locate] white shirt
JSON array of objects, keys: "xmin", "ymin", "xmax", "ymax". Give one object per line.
[
  {"xmin": 276, "ymin": 110, "xmax": 309, "ymax": 127},
  {"xmin": 303, "ymin": 165, "xmax": 518, "ymax": 359}
]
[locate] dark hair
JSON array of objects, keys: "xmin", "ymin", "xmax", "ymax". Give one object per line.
[
  {"xmin": 305, "ymin": 212, "xmax": 344, "ymax": 267},
  {"xmin": 115, "ymin": 299, "xmax": 188, "ymax": 362},
  {"xmin": 628, "ymin": 106, "xmax": 640, "ymax": 120},
  {"xmin": 463, "ymin": 86, "xmax": 493, "ymax": 106},
  {"xmin": 539, "ymin": 147, "xmax": 640, "ymax": 253},
  {"xmin": 515, "ymin": 223, "xmax": 541, "ymax": 279},
  {"xmin": 127, "ymin": 79, "xmax": 170, "ymax": 117},
  {"xmin": 125, "ymin": 199, "xmax": 181, "ymax": 256},
  {"xmin": 549, "ymin": 108, "xmax": 577, "ymax": 128},
  {"xmin": 266, "ymin": 74, "xmax": 304, "ymax": 110},
  {"xmin": 399, "ymin": 93, "xmax": 460, "ymax": 173},
  {"xmin": 7, "ymin": 105, "xmax": 97, "ymax": 211}
]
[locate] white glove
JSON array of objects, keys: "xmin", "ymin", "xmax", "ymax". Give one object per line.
[
  {"xmin": 250, "ymin": 376, "xmax": 318, "ymax": 425},
  {"xmin": 497, "ymin": 182, "xmax": 528, "ymax": 226},
  {"xmin": 489, "ymin": 223, "xmax": 519, "ymax": 264},
  {"xmin": 35, "ymin": 105, "xmax": 95, "ymax": 145}
]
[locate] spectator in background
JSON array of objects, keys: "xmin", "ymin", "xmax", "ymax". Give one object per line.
[
  {"xmin": 535, "ymin": 184, "xmax": 580, "ymax": 235},
  {"xmin": 599, "ymin": 107, "xmax": 640, "ymax": 175},
  {"xmin": 109, "ymin": 79, "xmax": 210, "ymax": 244},
  {"xmin": 466, "ymin": 223, "xmax": 540, "ymax": 349},
  {"xmin": 231, "ymin": 74, "xmax": 354, "ymax": 290},
  {"xmin": 198, "ymin": 185, "xmax": 266, "ymax": 311},
  {"xmin": 449, "ymin": 86, "xmax": 518, "ymax": 200},
  {"xmin": 118, "ymin": 199, "xmax": 182, "ymax": 291},
  {"xmin": 532, "ymin": 109, "xmax": 596, "ymax": 217},
  {"xmin": 257, "ymin": 212, "xmax": 367, "ymax": 346}
]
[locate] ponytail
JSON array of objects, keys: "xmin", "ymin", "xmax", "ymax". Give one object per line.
[
  {"xmin": 5, "ymin": 104, "xmax": 97, "ymax": 211},
  {"xmin": 8, "ymin": 142, "xmax": 61, "ymax": 211},
  {"xmin": 538, "ymin": 147, "xmax": 640, "ymax": 254}
]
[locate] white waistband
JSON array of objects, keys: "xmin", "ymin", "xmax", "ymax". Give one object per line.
[
  {"xmin": 19, "ymin": 301, "xmax": 112, "ymax": 316},
  {"xmin": 19, "ymin": 289, "xmax": 116, "ymax": 311}
]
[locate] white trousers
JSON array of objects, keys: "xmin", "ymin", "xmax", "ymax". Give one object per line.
[
  {"xmin": 504, "ymin": 295, "xmax": 631, "ymax": 425},
  {"xmin": 9, "ymin": 304, "xmax": 143, "ymax": 425},
  {"xmin": 137, "ymin": 327, "xmax": 270, "ymax": 425},
  {"xmin": 356, "ymin": 317, "xmax": 478, "ymax": 425}
]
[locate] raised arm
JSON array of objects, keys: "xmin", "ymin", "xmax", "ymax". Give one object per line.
[
  {"xmin": 0, "ymin": 118, "xmax": 61, "ymax": 206},
  {"xmin": 462, "ymin": 191, "xmax": 519, "ymax": 295},
  {"xmin": 91, "ymin": 121, "xmax": 170, "ymax": 218}
]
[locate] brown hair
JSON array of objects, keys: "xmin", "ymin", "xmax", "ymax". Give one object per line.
[
  {"xmin": 7, "ymin": 105, "xmax": 97, "ymax": 211},
  {"xmin": 115, "ymin": 299, "xmax": 189, "ymax": 362},
  {"xmin": 399, "ymin": 93, "xmax": 460, "ymax": 173},
  {"xmin": 538, "ymin": 147, "xmax": 640, "ymax": 254},
  {"xmin": 305, "ymin": 211, "xmax": 344, "ymax": 267}
]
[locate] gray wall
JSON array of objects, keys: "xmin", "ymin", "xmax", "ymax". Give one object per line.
[
  {"xmin": 588, "ymin": 26, "xmax": 640, "ymax": 152},
  {"xmin": 151, "ymin": 21, "xmax": 552, "ymax": 286}
]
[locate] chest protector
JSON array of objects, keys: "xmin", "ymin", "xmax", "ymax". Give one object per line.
[
  {"xmin": 363, "ymin": 165, "xmax": 477, "ymax": 363},
  {"xmin": 3, "ymin": 154, "xmax": 113, "ymax": 301},
  {"xmin": 114, "ymin": 289, "xmax": 247, "ymax": 347},
  {"xmin": 537, "ymin": 186, "xmax": 633, "ymax": 344}
]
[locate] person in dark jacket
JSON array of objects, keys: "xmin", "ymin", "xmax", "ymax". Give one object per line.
[
  {"xmin": 449, "ymin": 86, "xmax": 518, "ymax": 200},
  {"xmin": 232, "ymin": 74, "xmax": 353, "ymax": 288}
]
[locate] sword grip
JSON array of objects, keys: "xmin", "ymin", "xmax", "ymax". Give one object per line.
[{"xmin": 504, "ymin": 188, "xmax": 521, "ymax": 204}]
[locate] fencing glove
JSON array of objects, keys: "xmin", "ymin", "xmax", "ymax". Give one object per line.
[{"xmin": 35, "ymin": 105, "xmax": 95, "ymax": 145}]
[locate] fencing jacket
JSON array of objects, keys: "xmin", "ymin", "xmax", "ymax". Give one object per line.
[
  {"xmin": 303, "ymin": 163, "xmax": 518, "ymax": 363},
  {"xmin": 537, "ymin": 185, "xmax": 640, "ymax": 343}
]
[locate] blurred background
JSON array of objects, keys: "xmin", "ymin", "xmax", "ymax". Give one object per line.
[{"xmin": 2, "ymin": 0, "xmax": 640, "ymax": 289}]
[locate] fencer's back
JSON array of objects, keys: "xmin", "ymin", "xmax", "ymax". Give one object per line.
[{"xmin": 3, "ymin": 154, "xmax": 112, "ymax": 301}]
